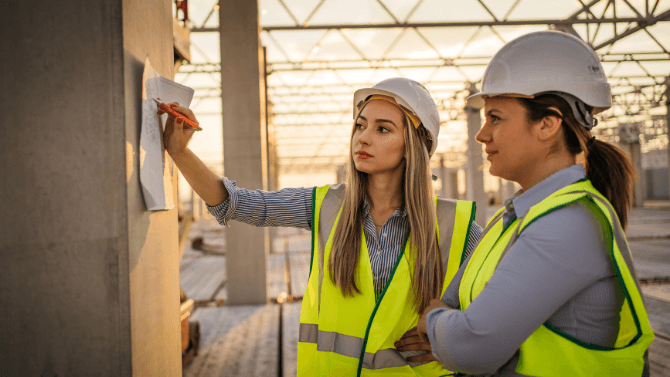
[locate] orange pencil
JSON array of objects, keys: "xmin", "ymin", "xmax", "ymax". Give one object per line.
[{"xmin": 153, "ymin": 98, "xmax": 202, "ymax": 131}]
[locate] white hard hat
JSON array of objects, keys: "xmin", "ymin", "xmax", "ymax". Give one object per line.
[
  {"xmin": 466, "ymin": 30, "xmax": 611, "ymax": 129},
  {"xmin": 353, "ymin": 78, "xmax": 440, "ymax": 156}
]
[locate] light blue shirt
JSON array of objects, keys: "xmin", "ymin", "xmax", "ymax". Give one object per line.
[{"xmin": 426, "ymin": 164, "xmax": 621, "ymax": 376}]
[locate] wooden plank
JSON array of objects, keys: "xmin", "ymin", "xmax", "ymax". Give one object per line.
[
  {"xmin": 184, "ymin": 304, "xmax": 280, "ymax": 377},
  {"xmin": 649, "ymin": 336, "xmax": 670, "ymax": 377},
  {"xmin": 646, "ymin": 295, "xmax": 670, "ymax": 375},
  {"xmin": 641, "ymin": 285, "xmax": 670, "ymax": 304},
  {"xmin": 214, "ymin": 284, "xmax": 228, "ymax": 303},
  {"xmin": 288, "ymin": 253, "xmax": 311, "ymax": 298},
  {"xmin": 646, "ymin": 296, "xmax": 670, "ymax": 339},
  {"xmin": 180, "ymin": 256, "xmax": 227, "ymax": 302},
  {"xmin": 630, "ymin": 239, "xmax": 670, "ymax": 280},
  {"xmin": 282, "ymin": 302, "xmax": 301, "ymax": 377}
]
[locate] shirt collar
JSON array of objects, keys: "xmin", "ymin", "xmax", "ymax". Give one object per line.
[
  {"xmin": 503, "ymin": 164, "xmax": 586, "ymax": 226},
  {"xmin": 362, "ymin": 197, "xmax": 407, "ymax": 218}
]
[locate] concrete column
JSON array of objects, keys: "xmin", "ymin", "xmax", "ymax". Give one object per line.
[
  {"xmin": 451, "ymin": 170, "xmax": 461, "ymax": 200},
  {"xmin": 620, "ymin": 123, "xmax": 644, "ymax": 207},
  {"xmin": 220, "ymin": 0, "xmax": 269, "ymax": 305},
  {"xmin": 497, "ymin": 178, "xmax": 504, "ymax": 205},
  {"xmin": 439, "ymin": 155, "xmax": 452, "ymax": 198},
  {"xmin": 506, "ymin": 181, "xmax": 516, "ymax": 200},
  {"xmin": 1, "ymin": 1, "xmax": 180, "ymax": 376},
  {"xmin": 666, "ymin": 79, "xmax": 670, "ymax": 200},
  {"xmin": 630, "ymin": 141, "xmax": 645, "ymax": 207},
  {"xmin": 465, "ymin": 86, "xmax": 488, "ymax": 226}
]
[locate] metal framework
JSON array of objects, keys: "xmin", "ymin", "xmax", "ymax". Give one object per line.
[{"xmin": 180, "ymin": 0, "xmax": 670, "ymax": 177}]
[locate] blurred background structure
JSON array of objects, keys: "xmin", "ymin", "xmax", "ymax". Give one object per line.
[
  {"xmin": 1, "ymin": 1, "xmax": 668, "ymax": 376},
  {"xmin": 180, "ymin": 0, "xmax": 670, "ymax": 203}
]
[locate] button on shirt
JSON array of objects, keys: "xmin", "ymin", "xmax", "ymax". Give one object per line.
[{"xmin": 207, "ymin": 178, "xmax": 482, "ymax": 296}]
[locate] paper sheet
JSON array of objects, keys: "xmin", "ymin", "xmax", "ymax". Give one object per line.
[{"xmin": 140, "ymin": 57, "xmax": 194, "ymax": 211}]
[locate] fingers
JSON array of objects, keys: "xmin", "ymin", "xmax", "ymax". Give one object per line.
[
  {"xmin": 406, "ymin": 353, "xmax": 439, "ymax": 363},
  {"xmin": 168, "ymin": 103, "xmax": 198, "ymax": 123},
  {"xmin": 400, "ymin": 328, "xmax": 418, "ymax": 339},
  {"xmin": 395, "ymin": 331, "xmax": 422, "ymax": 348},
  {"xmin": 155, "ymin": 101, "xmax": 196, "ymax": 121},
  {"xmin": 396, "ymin": 342, "xmax": 432, "ymax": 352}
]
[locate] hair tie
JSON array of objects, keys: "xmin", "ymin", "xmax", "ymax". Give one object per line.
[{"xmin": 586, "ymin": 136, "xmax": 596, "ymax": 148}]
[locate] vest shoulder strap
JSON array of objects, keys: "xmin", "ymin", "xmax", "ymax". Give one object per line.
[
  {"xmin": 435, "ymin": 197, "xmax": 458, "ymax": 256},
  {"xmin": 319, "ymin": 183, "xmax": 346, "ymax": 251}
]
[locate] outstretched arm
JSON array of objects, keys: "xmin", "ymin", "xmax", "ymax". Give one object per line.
[{"xmin": 160, "ymin": 103, "xmax": 228, "ymax": 206}]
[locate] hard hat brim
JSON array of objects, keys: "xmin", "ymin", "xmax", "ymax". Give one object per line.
[
  {"xmin": 466, "ymin": 83, "xmax": 612, "ymax": 115},
  {"xmin": 353, "ymin": 87, "xmax": 416, "ymax": 119}
]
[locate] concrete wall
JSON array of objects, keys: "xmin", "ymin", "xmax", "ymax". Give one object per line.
[
  {"xmin": 0, "ymin": 1, "xmax": 180, "ymax": 375},
  {"xmin": 123, "ymin": 0, "xmax": 181, "ymax": 375}
]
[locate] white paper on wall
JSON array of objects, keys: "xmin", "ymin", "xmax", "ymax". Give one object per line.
[{"xmin": 140, "ymin": 57, "xmax": 194, "ymax": 211}]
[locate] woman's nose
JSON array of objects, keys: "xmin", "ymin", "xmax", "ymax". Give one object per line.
[
  {"xmin": 475, "ymin": 123, "xmax": 490, "ymax": 144},
  {"xmin": 357, "ymin": 128, "xmax": 371, "ymax": 145}
]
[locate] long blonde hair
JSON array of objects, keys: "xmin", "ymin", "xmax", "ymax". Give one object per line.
[{"xmin": 328, "ymin": 113, "xmax": 441, "ymax": 314}]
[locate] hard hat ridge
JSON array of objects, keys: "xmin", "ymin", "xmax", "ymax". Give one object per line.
[{"xmin": 467, "ymin": 30, "xmax": 612, "ymax": 128}]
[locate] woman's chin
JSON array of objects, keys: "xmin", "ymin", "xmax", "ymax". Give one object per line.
[{"xmin": 353, "ymin": 161, "xmax": 373, "ymax": 174}]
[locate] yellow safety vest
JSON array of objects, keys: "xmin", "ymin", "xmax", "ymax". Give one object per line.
[
  {"xmin": 459, "ymin": 179, "xmax": 654, "ymax": 376},
  {"xmin": 298, "ymin": 184, "xmax": 476, "ymax": 376}
]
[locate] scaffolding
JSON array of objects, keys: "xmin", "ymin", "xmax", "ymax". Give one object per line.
[{"xmin": 178, "ymin": 0, "xmax": 670, "ymax": 182}]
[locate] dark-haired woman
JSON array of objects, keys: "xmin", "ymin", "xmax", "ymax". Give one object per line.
[
  {"xmin": 161, "ymin": 77, "xmax": 483, "ymax": 376},
  {"xmin": 395, "ymin": 31, "xmax": 654, "ymax": 376}
]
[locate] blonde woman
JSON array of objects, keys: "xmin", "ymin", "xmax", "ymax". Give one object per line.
[
  {"xmin": 162, "ymin": 78, "xmax": 482, "ymax": 376},
  {"xmin": 396, "ymin": 31, "xmax": 654, "ymax": 376}
]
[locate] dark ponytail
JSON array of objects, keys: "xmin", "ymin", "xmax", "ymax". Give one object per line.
[{"xmin": 518, "ymin": 94, "xmax": 636, "ymax": 230}]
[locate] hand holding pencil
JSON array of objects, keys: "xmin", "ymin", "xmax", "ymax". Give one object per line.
[
  {"xmin": 158, "ymin": 100, "xmax": 200, "ymax": 158},
  {"xmin": 154, "ymin": 98, "xmax": 201, "ymax": 131}
]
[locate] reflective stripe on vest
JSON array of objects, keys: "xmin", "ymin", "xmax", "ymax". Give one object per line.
[
  {"xmin": 298, "ymin": 184, "xmax": 476, "ymax": 376},
  {"xmin": 459, "ymin": 180, "xmax": 654, "ymax": 376}
]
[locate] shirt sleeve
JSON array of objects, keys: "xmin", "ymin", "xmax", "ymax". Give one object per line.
[
  {"xmin": 206, "ymin": 177, "xmax": 314, "ymax": 230},
  {"xmin": 426, "ymin": 200, "xmax": 614, "ymax": 374}
]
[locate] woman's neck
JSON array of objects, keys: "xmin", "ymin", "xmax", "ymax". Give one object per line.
[
  {"xmin": 367, "ymin": 171, "xmax": 404, "ymax": 211},
  {"xmin": 516, "ymin": 151, "xmax": 575, "ymax": 191}
]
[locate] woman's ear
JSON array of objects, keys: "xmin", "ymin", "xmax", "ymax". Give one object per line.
[{"xmin": 535, "ymin": 115, "xmax": 563, "ymax": 141}]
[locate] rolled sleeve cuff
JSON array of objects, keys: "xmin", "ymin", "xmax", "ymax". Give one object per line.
[
  {"xmin": 426, "ymin": 308, "xmax": 460, "ymax": 371},
  {"xmin": 206, "ymin": 178, "xmax": 239, "ymax": 226}
]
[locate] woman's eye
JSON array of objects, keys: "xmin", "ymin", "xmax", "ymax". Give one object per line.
[
  {"xmin": 490, "ymin": 115, "xmax": 500, "ymax": 122},
  {"xmin": 378, "ymin": 126, "xmax": 389, "ymax": 133},
  {"xmin": 355, "ymin": 123, "xmax": 364, "ymax": 130}
]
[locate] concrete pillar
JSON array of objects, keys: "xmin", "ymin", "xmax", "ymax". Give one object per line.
[
  {"xmin": 666, "ymin": 79, "xmax": 670, "ymax": 201},
  {"xmin": 439, "ymin": 156, "xmax": 452, "ymax": 198},
  {"xmin": 220, "ymin": 0, "xmax": 269, "ymax": 305},
  {"xmin": 620, "ymin": 123, "xmax": 644, "ymax": 207},
  {"xmin": 465, "ymin": 86, "xmax": 488, "ymax": 226},
  {"xmin": 497, "ymin": 178, "xmax": 504, "ymax": 205},
  {"xmin": 630, "ymin": 141, "xmax": 645, "ymax": 207},
  {"xmin": 1, "ymin": 1, "xmax": 180, "ymax": 376},
  {"xmin": 451, "ymin": 170, "xmax": 460, "ymax": 200},
  {"xmin": 506, "ymin": 181, "xmax": 516, "ymax": 200}
]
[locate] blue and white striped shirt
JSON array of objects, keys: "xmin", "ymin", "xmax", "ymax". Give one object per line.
[{"xmin": 208, "ymin": 178, "xmax": 482, "ymax": 295}]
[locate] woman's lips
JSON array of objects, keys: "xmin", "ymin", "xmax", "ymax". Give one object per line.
[{"xmin": 357, "ymin": 152, "xmax": 372, "ymax": 159}]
